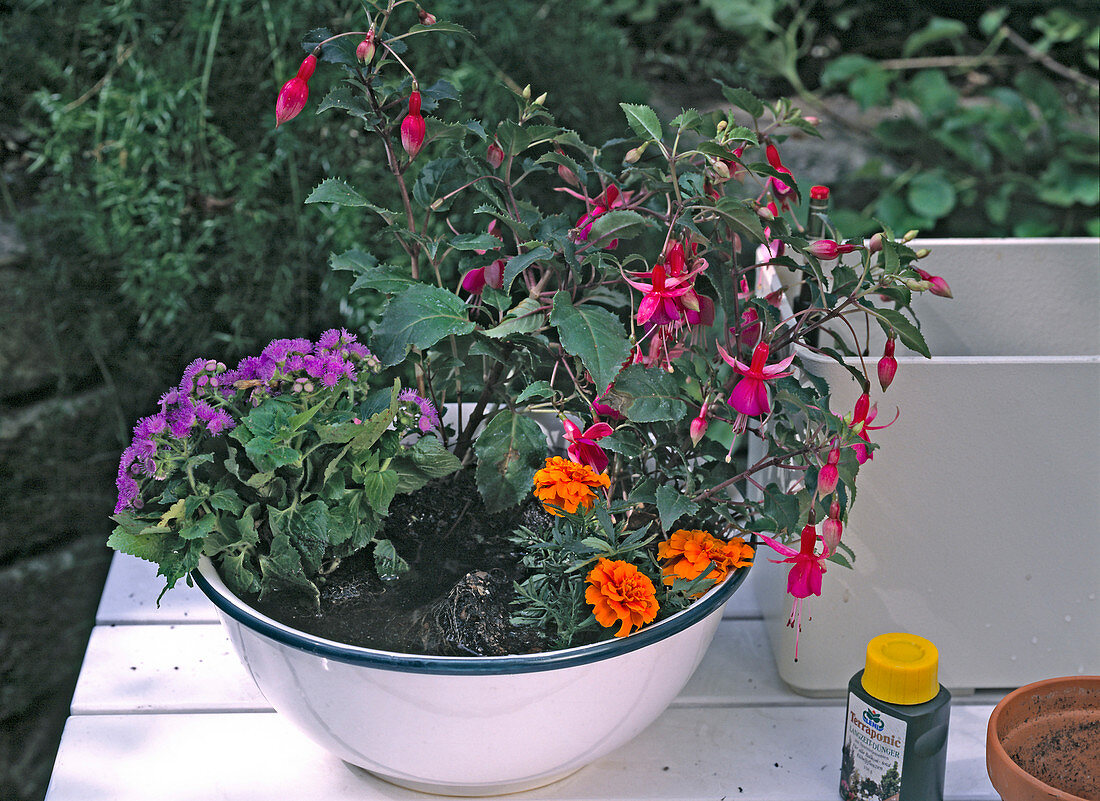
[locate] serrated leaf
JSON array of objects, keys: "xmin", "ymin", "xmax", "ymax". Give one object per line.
[
  {"xmin": 657, "ymin": 484, "xmax": 699, "ymax": 532},
  {"xmin": 450, "ymin": 232, "xmax": 503, "ymax": 252},
  {"xmin": 317, "ymin": 85, "xmax": 373, "ymax": 118},
  {"xmin": 483, "ymin": 297, "xmax": 545, "ymax": 339},
  {"xmin": 371, "ymin": 284, "xmax": 475, "ymax": 366},
  {"xmin": 305, "ymin": 178, "xmax": 371, "ymax": 207},
  {"xmin": 550, "ymin": 292, "xmax": 631, "ymax": 392},
  {"xmin": 718, "ymin": 85, "xmax": 765, "ymax": 119},
  {"xmin": 516, "ymin": 380, "xmax": 554, "ymax": 404},
  {"xmin": 620, "ymin": 102, "xmax": 663, "ymax": 142},
  {"xmin": 613, "ymin": 364, "xmax": 687, "ymax": 423},
  {"xmin": 372, "ymin": 538, "xmax": 410, "ymax": 580},
  {"xmin": 875, "ymin": 308, "xmax": 931, "ymax": 358},
  {"xmin": 351, "ymin": 381, "xmax": 401, "ymax": 453},
  {"xmin": 179, "ymin": 514, "xmax": 217, "ymax": 541},
  {"xmin": 501, "ymin": 246, "xmax": 553, "ymax": 292},
  {"xmin": 584, "ymin": 209, "xmax": 648, "ymax": 246},
  {"xmin": 474, "ymin": 411, "xmax": 547, "ymax": 512}
]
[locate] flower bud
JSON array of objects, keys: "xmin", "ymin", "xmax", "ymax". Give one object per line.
[
  {"xmin": 877, "ymin": 338, "xmax": 897, "ymax": 391},
  {"xmin": 822, "ymin": 501, "xmax": 843, "ymax": 555},
  {"xmin": 275, "ymin": 54, "xmax": 317, "ymax": 127},
  {"xmin": 804, "ymin": 116, "xmax": 820, "ymax": 126},
  {"xmin": 522, "ymin": 84, "xmax": 531, "ymax": 100},
  {"xmin": 534, "ymin": 92, "xmax": 547, "ymax": 106},
  {"xmin": 356, "ymin": 29, "xmax": 376, "ymax": 63},
  {"xmin": 914, "ymin": 248, "xmax": 931, "ymax": 259},
  {"xmin": 903, "ymin": 277, "xmax": 933, "ymax": 292},
  {"xmin": 400, "ymin": 91, "xmax": 426, "ymax": 158},
  {"xmin": 915, "ymin": 268, "xmax": 951, "ymax": 298},
  {"xmin": 417, "ymin": 8, "xmax": 436, "ymax": 25},
  {"xmin": 817, "ymin": 446, "xmax": 840, "ymax": 496},
  {"xmin": 756, "ymin": 203, "xmax": 775, "ymax": 221},
  {"xmin": 902, "ymin": 229, "xmax": 919, "ymax": 243},
  {"xmin": 486, "ymin": 140, "xmax": 504, "ymax": 169},
  {"xmin": 710, "ymin": 158, "xmax": 730, "ymax": 181},
  {"xmin": 624, "ymin": 145, "xmax": 644, "ymax": 164},
  {"xmin": 806, "ymin": 239, "xmax": 840, "ymax": 260},
  {"xmin": 867, "ymin": 232, "xmax": 884, "ymax": 253},
  {"xmin": 690, "ymin": 405, "xmax": 709, "ymax": 446}
]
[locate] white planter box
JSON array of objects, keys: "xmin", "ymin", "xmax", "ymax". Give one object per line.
[{"xmin": 754, "ymin": 238, "xmax": 1100, "ymax": 695}]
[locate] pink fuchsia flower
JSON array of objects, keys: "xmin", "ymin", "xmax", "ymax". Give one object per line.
[
  {"xmin": 805, "ymin": 239, "xmax": 858, "ymax": 261},
  {"xmin": 624, "ymin": 261, "xmax": 694, "ymax": 327},
  {"xmin": 275, "ymin": 54, "xmax": 317, "ymax": 127},
  {"xmin": 915, "ymin": 267, "xmax": 953, "ymax": 298},
  {"xmin": 568, "ymin": 184, "xmax": 628, "ymax": 247},
  {"xmin": 717, "ymin": 340, "xmax": 795, "ymax": 427},
  {"xmin": 401, "ymin": 91, "xmax": 427, "ymax": 158},
  {"xmin": 765, "ymin": 143, "xmax": 797, "ymax": 210},
  {"xmin": 563, "ymin": 418, "xmax": 613, "ymax": 473},
  {"xmin": 758, "ymin": 523, "xmax": 828, "ymax": 660},
  {"xmin": 878, "ymin": 337, "xmax": 897, "ymax": 391},
  {"xmin": 460, "ymin": 258, "xmax": 505, "ymax": 295},
  {"xmin": 846, "ymin": 393, "xmax": 897, "ymax": 464}
]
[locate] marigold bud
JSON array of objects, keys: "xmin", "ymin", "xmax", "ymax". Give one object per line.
[
  {"xmin": 275, "ymin": 54, "xmax": 317, "ymax": 127},
  {"xmin": 877, "ymin": 338, "xmax": 897, "ymax": 391},
  {"xmin": 487, "ymin": 140, "xmax": 504, "ymax": 169},
  {"xmin": 400, "ymin": 91, "xmax": 426, "ymax": 158},
  {"xmin": 356, "ymin": 30, "xmax": 376, "ymax": 63}
]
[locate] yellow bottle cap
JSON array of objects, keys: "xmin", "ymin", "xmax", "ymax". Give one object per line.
[{"xmin": 861, "ymin": 632, "xmax": 940, "ymax": 705}]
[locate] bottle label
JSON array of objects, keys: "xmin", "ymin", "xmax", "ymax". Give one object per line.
[{"xmin": 841, "ymin": 693, "xmax": 906, "ymax": 800}]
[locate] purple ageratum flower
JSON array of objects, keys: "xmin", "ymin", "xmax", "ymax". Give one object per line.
[
  {"xmin": 167, "ymin": 405, "xmax": 197, "ymax": 439},
  {"xmin": 316, "ymin": 328, "xmax": 343, "ymax": 352},
  {"xmin": 398, "ymin": 389, "xmax": 440, "ymax": 433},
  {"xmin": 178, "ymin": 358, "xmax": 208, "ymax": 394},
  {"xmin": 133, "ymin": 414, "xmax": 167, "ymax": 439},
  {"xmin": 206, "ymin": 408, "xmax": 235, "ymax": 434}
]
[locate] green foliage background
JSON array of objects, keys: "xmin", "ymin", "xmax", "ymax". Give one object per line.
[{"xmin": 0, "ymin": 0, "xmax": 1096, "ymax": 425}]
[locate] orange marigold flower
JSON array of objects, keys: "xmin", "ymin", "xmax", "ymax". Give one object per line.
[
  {"xmin": 532, "ymin": 456, "xmax": 610, "ymax": 515},
  {"xmin": 585, "ymin": 558, "xmax": 659, "ymax": 637},
  {"xmin": 658, "ymin": 529, "xmax": 754, "ymax": 588}
]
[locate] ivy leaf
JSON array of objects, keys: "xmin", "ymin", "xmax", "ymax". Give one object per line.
[
  {"xmin": 474, "ymin": 410, "xmax": 547, "ymax": 512},
  {"xmin": 657, "ymin": 484, "xmax": 699, "ymax": 532},
  {"xmin": 550, "ymin": 291, "xmax": 631, "ymax": 393},
  {"xmin": 372, "ymin": 284, "xmax": 475, "ymax": 366},
  {"xmin": 619, "ymin": 102, "xmax": 663, "ymax": 142},
  {"xmin": 613, "ymin": 364, "xmax": 687, "ymax": 423}
]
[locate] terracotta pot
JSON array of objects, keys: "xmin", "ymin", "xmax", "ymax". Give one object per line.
[{"xmin": 986, "ymin": 675, "xmax": 1100, "ymax": 801}]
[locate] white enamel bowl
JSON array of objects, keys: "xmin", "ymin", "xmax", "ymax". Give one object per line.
[{"xmin": 194, "ymin": 556, "xmax": 748, "ymax": 796}]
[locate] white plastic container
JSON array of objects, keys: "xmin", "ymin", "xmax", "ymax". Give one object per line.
[{"xmin": 754, "ymin": 238, "xmax": 1100, "ymax": 695}]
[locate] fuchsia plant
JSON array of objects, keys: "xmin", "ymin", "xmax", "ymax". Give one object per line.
[{"xmin": 110, "ymin": 3, "xmax": 951, "ymax": 649}]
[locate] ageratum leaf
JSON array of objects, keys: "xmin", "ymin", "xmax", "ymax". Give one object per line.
[
  {"xmin": 474, "ymin": 410, "xmax": 547, "ymax": 512},
  {"xmin": 372, "ymin": 538, "xmax": 410, "ymax": 580},
  {"xmin": 372, "ymin": 284, "xmax": 475, "ymax": 366},
  {"xmin": 613, "ymin": 364, "xmax": 687, "ymax": 423},
  {"xmin": 619, "ymin": 103, "xmax": 663, "ymax": 142},
  {"xmin": 550, "ymin": 292, "xmax": 631, "ymax": 393}
]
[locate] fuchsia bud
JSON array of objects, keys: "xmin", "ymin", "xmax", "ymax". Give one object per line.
[
  {"xmin": 275, "ymin": 54, "xmax": 317, "ymax": 127},
  {"xmin": 401, "ymin": 91, "xmax": 427, "ymax": 158},
  {"xmin": 805, "ymin": 239, "xmax": 857, "ymax": 261},
  {"xmin": 822, "ymin": 500, "xmax": 843, "ymax": 556},
  {"xmin": 356, "ymin": 30, "xmax": 376, "ymax": 63},
  {"xmin": 690, "ymin": 404, "xmax": 710, "ymax": 446},
  {"xmin": 486, "ymin": 140, "xmax": 504, "ymax": 169},
  {"xmin": 867, "ymin": 233, "xmax": 884, "ymax": 253},
  {"xmin": 878, "ymin": 337, "xmax": 898, "ymax": 391},
  {"xmin": 418, "ymin": 8, "xmax": 436, "ymax": 25},
  {"xmin": 817, "ymin": 445, "xmax": 840, "ymax": 496},
  {"xmin": 915, "ymin": 267, "xmax": 953, "ymax": 298}
]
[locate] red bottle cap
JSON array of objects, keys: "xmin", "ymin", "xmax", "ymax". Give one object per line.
[{"xmin": 810, "ymin": 185, "xmax": 830, "ymax": 200}]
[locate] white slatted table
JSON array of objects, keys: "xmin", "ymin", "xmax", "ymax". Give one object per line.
[{"xmin": 46, "ymin": 554, "xmax": 1003, "ymax": 800}]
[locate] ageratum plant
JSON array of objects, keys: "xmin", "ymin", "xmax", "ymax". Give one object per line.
[{"xmin": 109, "ymin": 1, "xmax": 951, "ymax": 654}]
